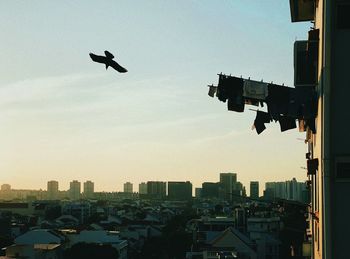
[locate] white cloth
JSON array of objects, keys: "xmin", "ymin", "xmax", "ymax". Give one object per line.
[{"xmin": 243, "ymin": 80, "xmax": 268, "ymax": 100}]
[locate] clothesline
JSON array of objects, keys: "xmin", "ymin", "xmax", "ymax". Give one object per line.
[
  {"xmin": 207, "ymin": 73, "xmax": 318, "ymax": 136},
  {"xmin": 215, "ymin": 73, "xmax": 286, "ymax": 86}
]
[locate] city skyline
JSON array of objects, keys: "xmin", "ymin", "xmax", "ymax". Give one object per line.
[
  {"xmin": 1, "ymin": 174, "xmax": 306, "ymax": 197},
  {"xmin": 0, "ymin": 1, "xmax": 309, "ymax": 193}
]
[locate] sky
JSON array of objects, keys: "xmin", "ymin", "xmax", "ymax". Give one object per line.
[{"xmin": 0, "ymin": 1, "xmax": 311, "ymax": 194}]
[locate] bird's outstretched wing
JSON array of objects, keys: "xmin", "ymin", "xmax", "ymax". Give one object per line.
[
  {"xmin": 110, "ymin": 60, "xmax": 128, "ymax": 73},
  {"xmin": 89, "ymin": 53, "xmax": 107, "ymax": 64},
  {"xmin": 104, "ymin": 50, "xmax": 115, "ymax": 59}
]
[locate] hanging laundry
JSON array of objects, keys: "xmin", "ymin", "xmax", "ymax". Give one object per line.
[
  {"xmin": 243, "ymin": 80, "xmax": 268, "ymax": 100},
  {"xmin": 307, "ymin": 158, "xmax": 319, "ymax": 175},
  {"xmin": 266, "ymin": 84, "xmax": 290, "ymax": 120},
  {"xmin": 216, "ymin": 75, "xmax": 244, "ymax": 103},
  {"xmin": 288, "ymin": 87, "xmax": 317, "ymax": 119},
  {"xmin": 208, "ymin": 85, "xmax": 217, "ymax": 97},
  {"xmin": 253, "ymin": 111, "xmax": 271, "ymax": 134},
  {"xmin": 305, "ymin": 118, "xmax": 316, "ymax": 134},
  {"xmin": 278, "ymin": 115, "xmax": 297, "ymax": 132},
  {"xmin": 228, "ymin": 95, "xmax": 244, "ymax": 112}
]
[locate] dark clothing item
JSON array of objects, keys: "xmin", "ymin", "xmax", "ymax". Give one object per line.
[
  {"xmin": 228, "ymin": 95, "xmax": 245, "ymax": 112},
  {"xmin": 279, "ymin": 115, "xmax": 297, "ymax": 132},
  {"xmin": 307, "ymin": 158, "xmax": 319, "ymax": 175},
  {"xmin": 217, "ymin": 75, "xmax": 244, "ymax": 103},
  {"xmin": 305, "ymin": 118, "xmax": 316, "ymax": 134},
  {"xmin": 208, "ymin": 85, "xmax": 217, "ymax": 97},
  {"xmin": 288, "ymin": 87, "xmax": 317, "ymax": 119},
  {"xmin": 254, "ymin": 111, "xmax": 271, "ymax": 134},
  {"xmin": 266, "ymin": 84, "xmax": 290, "ymax": 120}
]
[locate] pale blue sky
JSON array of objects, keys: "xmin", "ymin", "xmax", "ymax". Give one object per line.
[{"xmin": 0, "ymin": 1, "xmax": 311, "ymax": 193}]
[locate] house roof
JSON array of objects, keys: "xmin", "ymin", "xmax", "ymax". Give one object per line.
[{"xmin": 209, "ymin": 227, "xmax": 255, "ymax": 250}]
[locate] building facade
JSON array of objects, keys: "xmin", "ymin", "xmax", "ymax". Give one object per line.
[
  {"xmin": 138, "ymin": 182, "xmax": 147, "ymax": 195},
  {"xmin": 167, "ymin": 181, "xmax": 192, "ymax": 200},
  {"xmin": 123, "ymin": 182, "xmax": 133, "ymax": 193},
  {"xmin": 219, "ymin": 173, "xmax": 237, "ymax": 201},
  {"xmin": 250, "ymin": 181, "xmax": 259, "ymax": 199},
  {"xmin": 146, "ymin": 181, "xmax": 166, "ymax": 199},
  {"xmin": 288, "ymin": 1, "xmax": 350, "ymax": 257},
  {"xmin": 47, "ymin": 180, "xmax": 59, "ymax": 200},
  {"xmin": 83, "ymin": 181, "xmax": 94, "ymax": 199},
  {"xmin": 69, "ymin": 180, "xmax": 81, "ymax": 200}
]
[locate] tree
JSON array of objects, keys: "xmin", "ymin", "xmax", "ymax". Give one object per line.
[{"xmin": 64, "ymin": 243, "xmax": 119, "ymax": 259}]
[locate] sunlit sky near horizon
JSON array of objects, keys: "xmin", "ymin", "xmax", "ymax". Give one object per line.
[{"xmin": 0, "ymin": 1, "xmax": 311, "ymax": 194}]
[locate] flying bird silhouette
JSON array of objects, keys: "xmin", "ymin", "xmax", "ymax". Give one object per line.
[{"xmin": 89, "ymin": 51, "xmax": 127, "ymax": 73}]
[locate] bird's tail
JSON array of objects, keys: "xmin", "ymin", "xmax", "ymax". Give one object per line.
[{"xmin": 105, "ymin": 64, "xmax": 109, "ymax": 70}]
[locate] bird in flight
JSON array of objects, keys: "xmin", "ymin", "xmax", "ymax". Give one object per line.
[{"xmin": 89, "ymin": 51, "xmax": 127, "ymax": 73}]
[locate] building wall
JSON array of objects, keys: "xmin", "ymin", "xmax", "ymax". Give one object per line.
[
  {"xmin": 69, "ymin": 181, "xmax": 81, "ymax": 200},
  {"xmin": 250, "ymin": 181, "xmax": 259, "ymax": 199},
  {"xmin": 123, "ymin": 182, "xmax": 133, "ymax": 193},
  {"xmin": 47, "ymin": 181, "xmax": 59, "ymax": 200},
  {"xmin": 83, "ymin": 181, "xmax": 94, "ymax": 199},
  {"xmin": 168, "ymin": 181, "xmax": 192, "ymax": 200}
]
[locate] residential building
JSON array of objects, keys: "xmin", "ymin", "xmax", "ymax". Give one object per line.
[
  {"xmin": 62, "ymin": 201, "xmax": 91, "ymax": 223},
  {"xmin": 83, "ymin": 180, "xmax": 94, "ymax": 199},
  {"xmin": 124, "ymin": 182, "xmax": 133, "ymax": 193},
  {"xmin": 1, "ymin": 184, "xmax": 11, "ymax": 191},
  {"xmin": 219, "ymin": 172, "xmax": 237, "ymax": 201},
  {"xmin": 47, "ymin": 180, "xmax": 59, "ymax": 200},
  {"xmin": 167, "ymin": 181, "xmax": 192, "ymax": 200},
  {"xmin": 69, "ymin": 180, "xmax": 81, "ymax": 200},
  {"xmin": 147, "ymin": 181, "xmax": 166, "ymax": 199},
  {"xmin": 201, "ymin": 182, "xmax": 220, "ymax": 199},
  {"xmin": 138, "ymin": 182, "xmax": 147, "ymax": 194},
  {"xmin": 250, "ymin": 181, "xmax": 259, "ymax": 199},
  {"xmin": 264, "ymin": 179, "xmax": 307, "ymax": 203},
  {"xmin": 287, "ymin": 1, "xmax": 350, "ymax": 257},
  {"xmin": 195, "ymin": 187, "xmax": 202, "ymax": 198}
]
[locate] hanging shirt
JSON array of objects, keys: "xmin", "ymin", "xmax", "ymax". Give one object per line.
[
  {"xmin": 208, "ymin": 85, "xmax": 217, "ymax": 97},
  {"xmin": 243, "ymin": 80, "xmax": 268, "ymax": 100},
  {"xmin": 279, "ymin": 115, "xmax": 297, "ymax": 132},
  {"xmin": 217, "ymin": 75, "xmax": 244, "ymax": 103},
  {"xmin": 266, "ymin": 84, "xmax": 290, "ymax": 120},
  {"xmin": 253, "ymin": 111, "xmax": 271, "ymax": 134}
]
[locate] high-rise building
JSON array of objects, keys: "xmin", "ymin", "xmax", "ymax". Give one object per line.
[
  {"xmin": 250, "ymin": 181, "xmax": 259, "ymax": 199},
  {"xmin": 83, "ymin": 181, "xmax": 94, "ymax": 199},
  {"xmin": 220, "ymin": 173, "xmax": 237, "ymax": 201},
  {"xmin": 1, "ymin": 184, "xmax": 11, "ymax": 191},
  {"xmin": 124, "ymin": 182, "xmax": 133, "ymax": 193},
  {"xmin": 69, "ymin": 180, "xmax": 81, "ymax": 200},
  {"xmin": 139, "ymin": 182, "xmax": 147, "ymax": 194},
  {"xmin": 47, "ymin": 180, "xmax": 59, "ymax": 200},
  {"xmin": 264, "ymin": 179, "xmax": 306, "ymax": 203},
  {"xmin": 201, "ymin": 182, "xmax": 220, "ymax": 199},
  {"xmin": 147, "ymin": 181, "xmax": 166, "ymax": 199},
  {"xmin": 195, "ymin": 188, "xmax": 202, "ymax": 198},
  {"xmin": 168, "ymin": 181, "xmax": 192, "ymax": 200}
]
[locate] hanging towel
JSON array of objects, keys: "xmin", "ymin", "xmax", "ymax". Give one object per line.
[
  {"xmin": 279, "ymin": 115, "xmax": 297, "ymax": 132},
  {"xmin": 208, "ymin": 85, "xmax": 217, "ymax": 97},
  {"xmin": 243, "ymin": 80, "xmax": 268, "ymax": 100}
]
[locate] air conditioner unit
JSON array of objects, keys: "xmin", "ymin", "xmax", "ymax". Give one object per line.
[
  {"xmin": 289, "ymin": 0, "xmax": 315, "ymax": 22},
  {"xmin": 294, "ymin": 40, "xmax": 317, "ymax": 87}
]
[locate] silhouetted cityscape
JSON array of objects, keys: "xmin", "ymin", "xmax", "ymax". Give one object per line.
[
  {"xmin": 0, "ymin": 172, "xmax": 309, "ymax": 258},
  {"xmin": 0, "ymin": 173, "xmax": 308, "ymax": 204}
]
